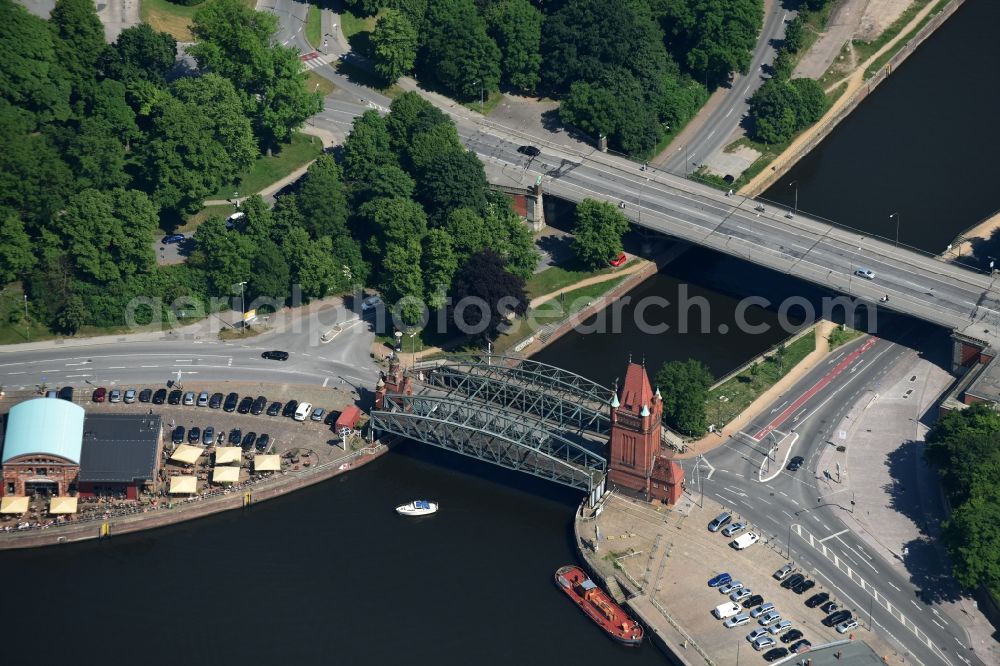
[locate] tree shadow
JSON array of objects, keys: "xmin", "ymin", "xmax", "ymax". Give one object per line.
[
  {"xmin": 966, "ymin": 227, "xmax": 1000, "ymax": 271},
  {"xmin": 536, "ymin": 234, "xmax": 575, "ymax": 267}
]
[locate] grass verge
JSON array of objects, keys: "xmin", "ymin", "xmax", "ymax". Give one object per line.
[
  {"xmin": 853, "ymin": 0, "xmax": 933, "ymax": 66},
  {"xmin": 140, "ymin": 0, "xmax": 255, "ymax": 41},
  {"xmin": 305, "ymin": 70, "xmax": 336, "ymax": 97},
  {"xmin": 464, "ymin": 91, "xmax": 504, "ymax": 116},
  {"xmin": 305, "ymin": 4, "xmax": 322, "ymax": 50},
  {"xmin": 208, "ymin": 132, "xmax": 323, "ymax": 200},
  {"xmin": 178, "ymin": 204, "xmax": 236, "ymax": 234},
  {"xmin": 524, "ymin": 263, "xmax": 623, "ymax": 300},
  {"xmin": 864, "ymin": 0, "xmax": 949, "ymax": 79},
  {"xmin": 705, "ymin": 329, "xmax": 816, "ymax": 429},
  {"xmin": 827, "ymin": 325, "xmax": 865, "ymax": 350}
]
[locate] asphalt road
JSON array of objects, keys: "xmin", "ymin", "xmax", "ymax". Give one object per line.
[{"xmin": 678, "ymin": 332, "xmax": 983, "ymax": 666}]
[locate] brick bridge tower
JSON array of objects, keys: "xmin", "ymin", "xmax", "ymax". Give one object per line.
[
  {"xmin": 374, "ymin": 353, "xmax": 412, "ymax": 410},
  {"xmin": 607, "ymin": 361, "xmax": 684, "ymax": 505}
]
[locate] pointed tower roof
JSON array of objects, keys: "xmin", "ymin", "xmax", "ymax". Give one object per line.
[
  {"xmin": 619, "ymin": 362, "xmax": 654, "ymax": 414},
  {"xmin": 610, "ymin": 392, "xmax": 620, "ymax": 408},
  {"xmin": 640, "ymin": 404, "xmax": 650, "ymax": 417},
  {"xmin": 654, "ymin": 387, "xmax": 661, "ymax": 401}
]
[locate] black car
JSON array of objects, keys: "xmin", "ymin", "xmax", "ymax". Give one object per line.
[
  {"xmin": 256, "ymin": 433, "xmax": 270, "ymax": 452},
  {"xmin": 152, "ymin": 388, "xmax": 168, "ymax": 404},
  {"xmin": 209, "ymin": 392, "xmax": 224, "ymax": 409},
  {"xmin": 823, "ymin": 610, "xmax": 852, "ymax": 627},
  {"xmin": 137, "ymin": 388, "xmax": 152, "ymax": 402},
  {"xmin": 786, "ymin": 455, "xmax": 804, "ymax": 471},
  {"xmin": 282, "ymin": 400, "xmax": 298, "ymax": 417},
  {"xmin": 266, "ymin": 401, "xmax": 282, "ymax": 416},
  {"xmin": 224, "ymin": 392, "xmax": 239, "ymax": 412},
  {"xmin": 168, "ymin": 389, "xmax": 183, "ymax": 405},
  {"xmin": 820, "ymin": 601, "xmax": 839, "ymax": 614},
  {"xmin": 763, "ymin": 648, "xmax": 789, "ymax": 663},
  {"xmin": 58, "ymin": 386, "xmax": 74, "ymax": 401},
  {"xmin": 780, "ymin": 629, "xmax": 803, "ymax": 644},
  {"xmin": 188, "ymin": 426, "xmax": 201, "ymax": 443},
  {"xmin": 172, "ymin": 426, "xmax": 185, "ymax": 444},
  {"xmin": 261, "ymin": 350, "xmax": 289, "ymax": 361},
  {"xmin": 228, "ymin": 428, "xmax": 242, "ymax": 445},
  {"xmin": 790, "ymin": 639, "xmax": 812, "ymax": 654},
  {"xmin": 793, "ymin": 579, "xmax": 815, "ymax": 595},
  {"xmin": 516, "ymin": 145, "xmax": 540, "ymax": 157},
  {"xmin": 782, "ymin": 573, "xmax": 805, "ymax": 590},
  {"xmin": 238, "ymin": 396, "xmax": 253, "ymax": 414},
  {"xmin": 742, "ymin": 594, "xmax": 764, "ymax": 609},
  {"xmin": 241, "ymin": 431, "xmax": 257, "ymax": 450},
  {"xmin": 324, "ymin": 410, "xmax": 338, "ymax": 426},
  {"xmin": 805, "ymin": 592, "xmax": 829, "ymax": 608},
  {"xmin": 250, "ymin": 396, "xmax": 267, "ymax": 415}
]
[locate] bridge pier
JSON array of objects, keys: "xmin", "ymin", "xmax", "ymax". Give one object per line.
[{"xmin": 951, "ymin": 331, "xmax": 995, "ymax": 374}]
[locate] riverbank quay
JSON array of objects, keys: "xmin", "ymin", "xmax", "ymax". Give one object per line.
[
  {"xmin": 574, "ymin": 491, "xmax": 903, "ymax": 665},
  {"xmin": 743, "ymin": 0, "xmax": 965, "ymax": 197}
]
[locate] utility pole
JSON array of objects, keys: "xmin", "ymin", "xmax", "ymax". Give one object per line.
[
  {"xmin": 788, "ymin": 180, "xmax": 798, "ymax": 219},
  {"xmin": 236, "ymin": 281, "xmax": 248, "ymax": 333},
  {"xmin": 889, "ymin": 212, "xmax": 900, "ymax": 247},
  {"xmin": 23, "ymin": 294, "xmax": 29, "ymax": 341}
]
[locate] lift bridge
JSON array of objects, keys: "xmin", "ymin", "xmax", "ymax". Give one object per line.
[{"xmin": 369, "ymin": 354, "xmax": 611, "ymax": 503}]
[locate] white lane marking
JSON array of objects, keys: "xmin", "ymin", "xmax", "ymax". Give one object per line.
[
  {"xmin": 141, "ymin": 365, "xmax": 159, "ymax": 368},
  {"xmin": 778, "ymin": 490, "xmax": 788, "ymax": 497},
  {"xmin": 911, "ymin": 600, "xmax": 922, "ymax": 611},
  {"xmin": 6, "ymin": 371, "xmax": 24, "ymax": 375},
  {"xmin": 782, "ymin": 510, "xmax": 793, "ymax": 519},
  {"xmin": 790, "ymin": 499, "xmax": 799, "ymax": 506},
  {"xmin": 835, "ymin": 535, "xmax": 879, "ymax": 573},
  {"xmin": 766, "ymin": 515, "xmax": 779, "ymax": 524},
  {"xmin": 322, "ymin": 377, "xmax": 329, "ymax": 388},
  {"xmin": 175, "ymin": 359, "xmax": 193, "ymax": 363},
  {"xmin": 757, "ymin": 496, "xmax": 772, "ymax": 505},
  {"xmin": 108, "ymin": 366, "xmax": 125, "ymax": 369},
  {"xmin": 65, "ymin": 374, "xmax": 90, "ymax": 378},
  {"xmin": 887, "ymin": 581, "xmax": 901, "ymax": 591},
  {"xmin": 65, "ymin": 362, "xmax": 88, "ymax": 366}
]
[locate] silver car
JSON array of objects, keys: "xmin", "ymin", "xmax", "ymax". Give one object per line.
[
  {"xmin": 722, "ymin": 521, "xmax": 747, "ymax": 537},
  {"xmin": 730, "ymin": 588, "xmax": 752, "ymax": 603},
  {"xmin": 724, "ymin": 613, "xmax": 751, "ymax": 628},
  {"xmin": 746, "ymin": 628, "xmax": 769, "ymax": 642},
  {"xmin": 753, "ymin": 635, "xmax": 776, "ymax": 651},
  {"xmin": 197, "ymin": 391, "xmax": 209, "ymax": 407},
  {"xmin": 750, "ymin": 602, "xmax": 775, "ymax": 618},
  {"xmin": 124, "ymin": 389, "xmax": 137, "ymax": 403},
  {"xmin": 758, "ymin": 610, "xmax": 782, "ymax": 626},
  {"xmin": 768, "ymin": 619, "xmax": 793, "ymax": 635},
  {"xmin": 854, "ymin": 268, "xmax": 876, "ymax": 280},
  {"xmin": 720, "ymin": 581, "xmax": 744, "ymax": 595},
  {"xmin": 183, "ymin": 392, "xmax": 195, "ymax": 406}
]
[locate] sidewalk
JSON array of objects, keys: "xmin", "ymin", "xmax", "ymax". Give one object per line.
[
  {"xmin": 671, "ymin": 320, "xmax": 837, "ymax": 459},
  {"xmin": 528, "ymin": 257, "xmax": 648, "ymax": 309}
]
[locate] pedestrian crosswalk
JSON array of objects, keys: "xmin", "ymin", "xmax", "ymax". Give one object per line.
[{"xmin": 299, "ymin": 51, "xmax": 329, "ymax": 71}]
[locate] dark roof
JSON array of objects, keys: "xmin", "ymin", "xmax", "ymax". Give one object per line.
[
  {"xmin": 780, "ymin": 639, "xmax": 885, "ymax": 665},
  {"xmin": 78, "ymin": 414, "xmax": 162, "ymax": 484}
]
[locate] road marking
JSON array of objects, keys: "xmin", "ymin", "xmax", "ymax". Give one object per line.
[
  {"xmin": 65, "ymin": 361, "xmax": 88, "ymax": 366},
  {"xmin": 757, "ymin": 496, "xmax": 772, "ymax": 505},
  {"xmin": 65, "ymin": 374, "xmax": 90, "ymax": 378},
  {"xmin": 6, "ymin": 371, "xmax": 24, "ymax": 375},
  {"xmin": 911, "ymin": 600, "xmax": 922, "ymax": 611},
  {"xmin": 778, "ymin": 491, "xmax": 788, "ymax": 497},
  {"xmin": 322, "ymin": 377, "xmax": 329, "ymax": 388},
  {"xmin": 108, "ymin": 366, "xmax": 125, "ymax": 369},
  {"xmin": 887, "ymin": 581, "xmax": 901, "ymax": 591},
  {"xmin": 835, "ymin": 535, "xmax": 878, "ymax": 573},
  {"xmin": 790, "ymin": 498, "xmax": 799, "ymax": 506},
  {"xmin": 766, "ymin": 515, "xmax": 779, "ymax": 524},
  {"xmin": 782, "ymin": 510, "xmax": 793, "ymax": 519},
  {"xmin": 819, "ymin": 527, "xmax": 848, "ymax": 543},
  {"xmin": 141, "ymin": 365, "xmax": 159, "ymax": 368},
  {"xmin": 175, "ymin": 359, "xmax": 193, "ymax": 363}
]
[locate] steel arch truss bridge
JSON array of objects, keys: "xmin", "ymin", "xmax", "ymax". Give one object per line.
[
  {"xmin": 370, "ymin": 394, "xmax": 607, "ymax": 493},
  {"xmin": 421, "ymin": 355, "xmax": 611, "ymax": 435}
]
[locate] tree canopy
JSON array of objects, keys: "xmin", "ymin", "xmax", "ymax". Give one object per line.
[
  {"xmin": 572, "ymin": 199, "xmax": 630, "ymax": 269},
  {"xmin": 654, "ymin": 359, "xmax": 714, "ymax": 435}
]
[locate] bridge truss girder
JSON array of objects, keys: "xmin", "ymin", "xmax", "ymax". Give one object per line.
[
  {"xmin": 426, "ymin": 365, "xmax": 610, "ymax": 435},
  {"xmin": 371, "ymin": 394, "xmax": 606, "ymax": 493}
]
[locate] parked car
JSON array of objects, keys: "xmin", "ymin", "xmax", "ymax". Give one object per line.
[
  {"xmin": 139, "ymin": 388, "xmax": 152, "ymax": 403},
  {"xmin": 203, "ymin": 426, "xmax": 215, "ymax": 446},
  {"xmin": 731, "ymin": 532, "xmax": 760, "ymax": 550},
  {"xmin": 757, "ymin": 611, "xmax": 782, "ymax": 626},
  {"xmin": 763, "ymin": 647, "xmax": 789, "ymax": 662},
  {"xmin": 719, "ymin": 581, "xmax": 744, "ymax": 595},
  {"xmin": 282, "ymin": 400, "xmax": 299, "ymax": 417},
  {"xmin": 723, "ymin": 613, "xmax": 751, "ymax": 628},
  {"xmin": 782, "ymin": 573, "xmax": 805, "ymax": 590},
  {"xmin": 722, "ymin": 521, "xmax": 747, "ymax": 537},
  {"xmin": 786, "ymin": 455, "xmax": 804, "ymax": 471},
  {"xmin": 750, "ymin": 603, "xmax": 775, "ymax": 618},
  {"xmin": 768, "ymin": 620, "xmax": 793, "ymax": 635},
  {"xmin": 516, "ymin": 145, "xmax": 540, "ymax": 157},
  {"xmin": 261, "ymin": 350, "xmax": 289, "ymax": 361},
  {"xmin": 324, "ymin": 411, "xmax": 338, "ymax": 426},
  {"xmin": 361, "ymin": 295, "xmax": 381, "ymax": 312},
  {"xmin": 790, "ymin": 639, "xmax": 812, "ymax": 654},
  {"xmin": 805, "ymin": 593, "xmax": 829, "ymax": 608},
  {"xmin": 708, "ymin": 512, "xmax": 732, "ymax": 532},
  {"xmin": 780, "ymin": 629, "xmax": 803, "ymax": 644},
  {"xmin": 58, "ymin": 386, "xmax": 74, "ymax": 401},
  {"xmin": 93, "ymin": 387, "xmax": 107, "ymax": 403},
  {"xmin": 310, "ymin": 407, "xmax": 325, "ymax": 422},
  {"xmin": 742, "ymin": 594, "xmax": 764, "ymax": 609},
  {"xmin": 792, "ymin": 579, "xmax": 815, "ymax": 595},
  {"xmin": 823, "ymin": 610, "xmax": 852, "ymax": 627},
  {"xmin": 241, "ymin": 432, "xmax": 257, "ymax": 450},
  {"xmin": 746, "ymin": 628, "xmax": 769, "ymax": 643},
  {"xmin": 820, "ymin": 601, "xmax": 839, "ymax": 614},
  {"xmin": 197, "ymin": 391, "xmax": 209, "ymax": 407},
  {"xmin": 238, "ymin": 396, "xmax": 253, "ymax": 414},
  {"xmin": 224, "ymin": 392, "xmax": 239, "ymax": 412},
  {"xmin": 162, "ymin": 233, "xmax": 185, "ymax": 244},
  {"xmin": 183, "ymin": 391, "xmax": 195, "ymax": 406},
  {"xmin": 168, "ymin": 390, "xmax": 182, "ymax": 405},
  {"xmin": 294, "ymin": 402, "xmax": 313, "ymax": 422},
  {"xmin": 854, "ymin": 267, "xmax": 876, "ymax": 280},
  {"xmin": 152, "ymin": 388, "xmax": 167, "ymax": 404},
  {"xmin": 752, "ymin": 636, "xmax": 776, "ymax": 651},
  {"xmin": 172, "ymin": 426, "xmax": 185, "ymax": 444},
  {"xmin": 730, "ymin": 588, "xmax": 752, "ymax": 603},
  {"xmin": 228, "ymin": 429, "xmax": 242, "ymax": 445},
  {"xmin": 251, "ymin": 396, "xmax": 267, "ymax": 415},
  {"xmin": 773, "ymin": 563, "xmax": 795, "ymax": 580},
  {"xmin": 188, "ymin": 427, "xmax": 201, "ymax": 443},
  {"xmin": 109, "ymin": 389, "xmax": 122, "ymax": 403},
  {"xmin": 124, "ymin": 389, "xmax": 137, "ymax": 404},
  {"xmin": 708, "ymin": 573, "xmax": 732, "ymax": 588},
  {"xmin": 210, "ymin": 392, "xmax": 224, "ymax": 409},
  {"xmin": 835, "ymin": 619, "xmax": 858, "ymax": 634},
  {"xmin": 266, "ymin": 401, "xmax": 282, "ymax": 416},
  {"xmin": 256, "ymin": 433, "xmax": 270, "ymax": 452}
]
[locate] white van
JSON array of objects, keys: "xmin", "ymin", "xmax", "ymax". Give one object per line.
[
  {"xmin": 732, "ymin": 532, "xmax": 761, "ymax": 550},
  {"xmin": 713, "ymin": 601, "xmax": 741, "ymax": 620},
  {"xmin": 294, "ymin": 402, "xmax": 313, "ymax": 422}
]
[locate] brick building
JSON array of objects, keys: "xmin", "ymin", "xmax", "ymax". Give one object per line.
[
  {"xmin": 2, "ymin": 398, "xmax": 84, "ymax": 497},
  {"xmin": 607, "ymin": 362, "xmax": 684, "ymax": 505},
  {"xmin": 77, "ymin": 414, "xmax": 163, "ymax": 500}
]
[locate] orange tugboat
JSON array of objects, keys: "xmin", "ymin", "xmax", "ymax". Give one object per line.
[{"xmin": 554, "ymin": 565, "xmax": 644, "ymax": 646}]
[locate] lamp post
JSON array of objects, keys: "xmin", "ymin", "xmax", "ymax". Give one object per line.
[
  {"xmin": 23, "ymin": 294, "xmax": 28, "ymax": 341},
  {"xmin": 236, "ymin": 281, "xmax": 247, "ymax": 333},
  {"xmin": 788, "ymin": 181, "xmax": 798, "ymax": 219},
  {"xmin": 233, "ymin": 191, "xmax": 239, "ymax": 208},
  {"xmin": 889, "ymin": 212, "xmax": 900, "ymax": 247},
  {"xmin": 408, "ymin": 330, "xmax": 417, "ymax": 368},
  {"xmin": 473, "ymin": 79, "xmax": 484, "ymax": 110}
]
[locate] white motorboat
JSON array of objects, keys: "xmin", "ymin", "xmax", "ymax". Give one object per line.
[{"xmin": 396, "ymin": 500, "xmax": 438, "ymax": 516}]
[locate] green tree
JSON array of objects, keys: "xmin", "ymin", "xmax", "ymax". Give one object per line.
[
  {"xmin": 192, "ymin": 216, "xmax": 254, "ymax": 296},
  {"xmin": 422, "ymin": 228, "xmax": 457, "ymax": 309},
  {"xmin": 654, "ymin": 359, "xmax": 714, "ymax": 435},
  {"xmin": 483, "ymin": 192, "xmax": 538, "ymax": 279},
  {"xmin": 170, "ymin": 74, "xmax": 257, "ymax": 173},
  {"xmin": 783, "ymin": 16, "xmax": 805, "ymax": 53},
  {"xmin": 926, "ymin": 404, "xmax": 1000, "ymax": 501},
  {"xmin": 97, "ymin": 23, "xmax": 177, "ymax": 83},
  {"xmin": 572, "ymin": 199, "xmax": 630, "ymax": 269},
  {"xmin": 406, "ymin": 121, "xmax": 464, "ymax": 173},
  {"xmin": 0, "ymin": 0, "xmax": 71, "ymax": 124},
  {"xmin": 445, "ymin": 207, "xmax": 489, "ymax": 263},
  {"xmin": 0, "ymin": 109, "xmax": 75, "ymax": 227},
  {"xmin": 342, "ymin": 110, "xmax": 395, "ymax": 184},
  {"xmin": 49, "ymin": 0, "xmax": 106, "ymax": 83},
  {"xmin": 417, "ymin": 0, "xmax": 501, "ymax": 101},
  {"xmin": 417, "ymin": 149, "xmax": 489, "ymax": 221},
  {"xmin": 381, "ymin": 239, "xmax": 426, "ymax": 325},
  {"xmin": 296, "ymin": 154, "xmax": 350, "ymax": 238},
  {"xmin": 748, "ymin": 78, "xmax": 800, "ymax": 144},
  {"xmin": 559, "ymin": 81, "xmax": 619, "ymax": 142},
  {"xmin": 771, "ymin": 48, "xmax": 795, "ymax": 80},
  {"xmin": 0, "ymin": 214, "xmax": 36, "ymax": 282},
  {"xmin": 484, "ymin": 0, "xmax": 542, "ymax": 93},
  {"xmin": 355, "ymin": 163, "xmax": 416, "ymax": 204},
  {"xmin": 55, "ymin": 294, "xmax": 86, "ymax": 334},
  {"xmin": 942, "ymin": 473, "xmax": 1000, "ymax": 591},
  {"xmin": 789, "ymin": 78, "xmax": 827, "ymax": 124},
  {"xmin": 250, "ymin": 240, "xmax": 291, "ymax": 303},
  {"xmin": 450, "ymin": 249, "xmax": 527, "ymax": 340},
  {"xmin": 372, "ymin": 9, "xmax": 418, "ymax": 84},
  {"xmin": 385, "ymin": 91, "xmax": 450, "ymax": 152}
]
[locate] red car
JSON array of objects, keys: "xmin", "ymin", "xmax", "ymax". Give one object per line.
[
  {"xmin": 610, "ymin": 252, "xmax": 627, "ymax": 267},
  {"xmin": 93, "ymin": 387, "xmax": 107, "ymax": 402}
]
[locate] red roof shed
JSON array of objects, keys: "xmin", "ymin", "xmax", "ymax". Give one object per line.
[{"xmin": 335, "ymin": 406, "xmax": 361, "ymax": 432}]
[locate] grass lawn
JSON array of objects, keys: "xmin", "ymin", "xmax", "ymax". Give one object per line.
[
  {"xmin": 178, "ymin": 204, "xmax": 236, "ymax": 234},
  {"xmin": 463, "ymin": 91, "xmax": 504, "ymax": 116},
  {"xmin": 305, "ymin": 70, "xmax": 336, "ymax": 97},
  {"xmin": 208, "ymin": 132, "xmax": 323, "ymax": 200},
  {"xmin": 340, "ymin": 10, "xmax": 379, "ymax": 39},
  {"xmin": 306, "ymin": 4, "xmax": 322, "ymax": 50},
  {"xmin": 705, "ymin": 329, "xmax": 816, "ymax": 430},
  {"xmin": 524, "ymin": 263, "xmax": 621, "ymax": 300},
  {"xmin": 853, "ymin": 0, "xmax": 933, "ymax": 67},
  {"xmin": 141, "ymin": 0, "xmax": 256, "ymax": 41},
  {"xmin": 827, "ymin": 325, "xmax": 865, "ymax": 350}
]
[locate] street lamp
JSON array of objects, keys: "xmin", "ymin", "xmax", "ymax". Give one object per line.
[
  {"xmin": 23, "ymin": 294, "xmax": 28, "ymax": 341},
  {"xmin": 408, "ymin": 330, "xmax": 418, "ymax": 367},
  {"xmin": 233, "ymin": 191, "xmax": 239, "ymax": 209},
  {"xmin": 889, "ymin": 212, "xmax": 900, "ymax": 247},
  {"xmin": 787, "ymin": 181, "xmax": 798, "ymax": 219},
  {"xmin": 473, "ymin": 79, "xmax": 484, "ymax": 110},
  {"xmin": 236, "ymin": 281, "xmax": 247, "ymax": 333}
]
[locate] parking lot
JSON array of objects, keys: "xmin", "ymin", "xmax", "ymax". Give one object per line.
[{"xmin": 583, "ymin": 493, "xmax": 899, "ymax": 663}]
